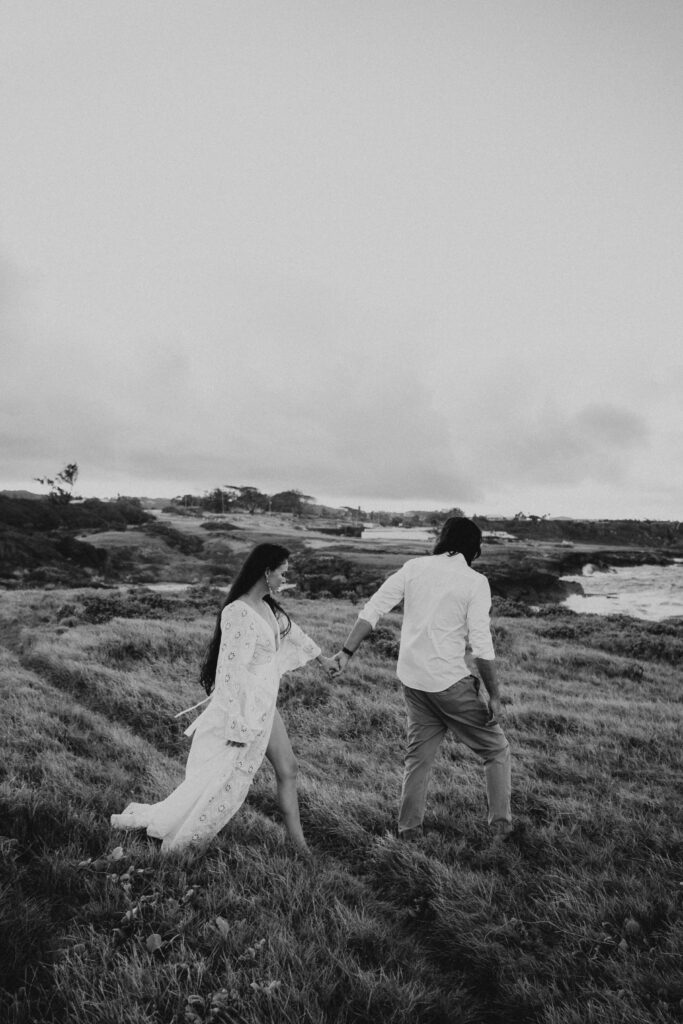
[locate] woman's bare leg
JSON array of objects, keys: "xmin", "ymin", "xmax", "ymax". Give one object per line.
[{"xmin": 265, "ymin": 709, "xmax": 308, "ymax": 852}]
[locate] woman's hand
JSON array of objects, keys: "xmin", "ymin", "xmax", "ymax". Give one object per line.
[{"xmin": 316, "ymin": 655, "xmax": 338, "ymax": 678}]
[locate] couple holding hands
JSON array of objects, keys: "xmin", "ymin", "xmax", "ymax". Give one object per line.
[{"xmin": 111, "ymin": 517, "xmax": 512, "ymax": 854}]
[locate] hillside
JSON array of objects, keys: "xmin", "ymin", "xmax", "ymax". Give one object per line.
[
  {"xmin": 0, "ymin": 490, "xmax": 45, "ymax": 501},
  {"xmin": 0, "ymin": 587, "xmax": 681, "ymax": 1023},
  {"xmin": 0, "ymin": 497, "xmax": 152, "ymax": 586}
]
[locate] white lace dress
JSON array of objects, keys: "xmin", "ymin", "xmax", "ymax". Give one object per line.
[{"xmin": 110, "ymin": 600, "xmax": 320, "ymax": 852}]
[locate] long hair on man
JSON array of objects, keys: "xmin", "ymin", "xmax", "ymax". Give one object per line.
[
  {"xmin": 433, "ymin": 516, "xmax": 482, "ymax": 565},
  {"xmin": 199, "ymin": 543, "xmax": 292, "ymax": 694}
]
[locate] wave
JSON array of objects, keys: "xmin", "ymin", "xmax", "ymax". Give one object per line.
[{"xmin": 560, "ymin": 563, "xmax": 683, "ymax": 621}]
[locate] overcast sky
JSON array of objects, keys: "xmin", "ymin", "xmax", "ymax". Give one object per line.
[{"xmin": 2, "ymin": 1, "xmax": 681, "ymax": 518}]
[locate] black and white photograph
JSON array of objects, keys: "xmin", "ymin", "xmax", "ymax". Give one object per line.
[{"xmin": 1, "ymin": 3, "xmax": 681, "ymax": 1022}]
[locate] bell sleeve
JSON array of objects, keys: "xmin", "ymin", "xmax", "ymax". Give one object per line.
[
  {"xmin": 213, "ymin": 606, "xmax": 261, "ymax": 743},
  {"xmin": 277, "ymin": 620, "xmax": 321, "ymax": 676}
]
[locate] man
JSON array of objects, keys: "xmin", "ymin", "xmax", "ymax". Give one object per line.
[{"xmin": 332, "ymin": 516, "xmax": 512, "ymax": 841}]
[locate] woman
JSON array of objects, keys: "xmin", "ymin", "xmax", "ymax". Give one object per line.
[{"xmin": 111, "ymin": 543, "xmax": 333, "ymax": 854}]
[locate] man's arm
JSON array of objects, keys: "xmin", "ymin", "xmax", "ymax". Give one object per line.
[
  {"xmin": 331, "ymin": 564, "xmax": 407, "ymax": 674},
  {"xmin": 330, "ymin": 617, "xmax": 373, "ymax": 674},
  {"xmin": 468, "ymin": 577, "xmax": 502, "ymax": 719}
]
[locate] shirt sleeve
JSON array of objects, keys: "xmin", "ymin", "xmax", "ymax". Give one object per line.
[
  {"xmin": 358, "ymin": 564, "xmax": 407, "ymax": 628},
  {"xmin": 277, "ymin": 620, "xmax": 321, "ymax": 675},
  {"xmin": 467, "ymin": 576, "xmax": 495, "ymax": 660},
  {"xmin": 214, "ymin": 605, "xmax": 261, "ymax": 743}
]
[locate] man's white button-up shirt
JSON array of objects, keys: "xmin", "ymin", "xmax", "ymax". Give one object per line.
[{"xmin": 358, "ymin": 552, "xmax": 495, "ymax": 693}]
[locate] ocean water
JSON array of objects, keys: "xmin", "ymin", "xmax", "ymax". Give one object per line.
[{"xmin": 561, "ymin": 561, "xmax": 683, "ymax": 621}]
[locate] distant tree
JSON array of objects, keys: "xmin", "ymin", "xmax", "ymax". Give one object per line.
[
  {"xmin": 173, "ymin": 493, "xmax": 202, "ymax": 508},
  {"xmin": 201, "ymin": 488, "xmax": 233, "ymax": 513},
  {"xmin": 427, "ymin": 507, "xmax": 465, "ymax": 528},
  {"xmin": 270, "ymin": 490, "xmax": 315, "ymax": 515},
  {"xmin": 221, "ymin": 485, "xmax": 239, "ymax": 513},
  {"xmin": 34, "ymin": 462, "xmax": 79, "ymax": 504},
  {"xmin": 224, "ymin": 485, "xmax": 269, "ymax": 514}
]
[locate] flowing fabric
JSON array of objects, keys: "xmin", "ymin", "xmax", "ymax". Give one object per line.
[{"xmin": 110, "ymin": 600, "xmax": 320, "ymax": 852}]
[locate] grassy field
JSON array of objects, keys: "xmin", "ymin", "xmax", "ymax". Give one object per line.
[{"xmin": 0, "ymin": 585, "xmax": 681, "ymax": 1024}]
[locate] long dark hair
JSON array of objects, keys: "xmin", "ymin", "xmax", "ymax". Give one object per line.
[
  {"xmin": 199, "ymin": 543, "xmax": 292, "ymax": 695},
  {"xmin": 433, "ymin": 516, "xmax": 482, "ymax": 565}
]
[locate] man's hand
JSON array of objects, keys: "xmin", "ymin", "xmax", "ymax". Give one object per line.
[
  {"xmin": 317, "ymin": 655, "xmax": 338, "ymax": 677},
  {"xmin": 329, "ymin": 650, "xmax": 351, "ymax": 676},
  {"xmin": 474, "ymin": 657, "xmax": 503, "ymax": 724},
  {"xmin": 487, "ymin": 696, "xmax": 503, "ymax": 722}
]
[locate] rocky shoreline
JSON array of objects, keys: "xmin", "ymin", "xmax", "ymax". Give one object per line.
[{"xmin": 482, "ymin": 546, "xmax": 678, "ymax": 606}]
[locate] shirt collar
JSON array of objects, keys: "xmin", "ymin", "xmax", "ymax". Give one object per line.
[{"xmin": 440, "ymin": 552, "xmax": 468, "ymax": 566}]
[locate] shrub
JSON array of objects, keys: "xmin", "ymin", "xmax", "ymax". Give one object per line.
[
  {"xmin": 199, "ymin": 521, "xmax": 240, "ymax": 532},
  {"xmin": 535, "ymin": 614, "xmax": 683, "ymax": 665},
  {"xmin": 142, "ymin": 522, "xmax": 204, "ymax": 556},
  {"xmin": 74, "ymin": 590, "xmax": 176, "ymax": 624}
]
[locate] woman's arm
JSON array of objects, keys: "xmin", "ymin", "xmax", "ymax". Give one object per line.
[
  {"xmin": 277, "ymin": 619, "xmax": 322, "ymax": 675},
  {"xmin": 214, "ymin": 606, "xmax": 261, "ymax": 743}
]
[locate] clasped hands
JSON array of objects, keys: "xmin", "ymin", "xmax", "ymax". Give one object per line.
[{"xmin": 317, "ymin": 651, "xmax": 352, "ymax": 678}]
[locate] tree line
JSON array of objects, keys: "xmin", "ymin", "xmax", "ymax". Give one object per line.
[
  {"xmin": 171, "ymin": 486, "xmax": 467, "ymax": 527},
  {"xmin": 173, "ymin": 486, "xmax": 316, "ymax": 516}
]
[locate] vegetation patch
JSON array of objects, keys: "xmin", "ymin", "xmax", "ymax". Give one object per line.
[
  {"xmin": 141, "ymin": 522, "xmax": 205, "ymax": 556},
  {"xmin": 199, "ymin": 521, "xmax": 241, "ymax": 532},
  {"xmin": 534, "ymin": 613, "xmax": 683, "ymax": 665}
]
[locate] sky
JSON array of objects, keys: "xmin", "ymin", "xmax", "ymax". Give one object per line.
[{"xmin": 1, "ymin": 1, "xmax": 682, "ymax": 519}]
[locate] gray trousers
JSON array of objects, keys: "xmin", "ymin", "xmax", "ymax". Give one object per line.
[{"xmin": 399, "ymin": 675, "xmax": 512, "ymax": 833}]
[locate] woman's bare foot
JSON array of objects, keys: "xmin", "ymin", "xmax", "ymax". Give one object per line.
[{"xmin": 288, "ymin": 834, "xmax": 313, "ymax": 860}]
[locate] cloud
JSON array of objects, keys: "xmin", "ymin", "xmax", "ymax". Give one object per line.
[
  {"xmin": 116, "ymin": 345, "xmax": 481, "ymax": 506},
  {"xmin": 0, "ymin": 251, "xmax": 671, "ymax": 516},
  {"xmin": 472, "ymin": 401, "xmax": 649, "ymax": 488},
  {"xmin": 264, "ymin": 362, "xmax": 481, "ymax": 504},
  {"xmin": 0, "ymin": 258, "xmax": 481, "ymax": 506}
]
